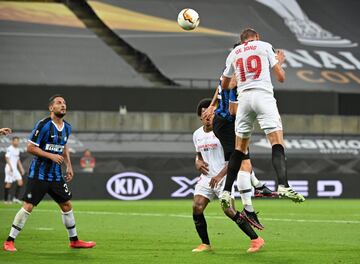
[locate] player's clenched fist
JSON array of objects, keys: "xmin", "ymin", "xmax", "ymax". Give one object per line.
[{"xmin": 50, "ymin": 154, "xmax": 64, "ymax": 165}]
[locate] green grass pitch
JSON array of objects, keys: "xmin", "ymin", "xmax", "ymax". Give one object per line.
[{"xmin": 1, "ymin": 199, "xmax": 359, "ymax": 264}]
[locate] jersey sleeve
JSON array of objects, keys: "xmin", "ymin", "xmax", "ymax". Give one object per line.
[
  {"xmin": 5, "ymin": 147, "xmax": 10, "ymax": 158},
  {"xmin": 28, "ymin": 121, "xmax": 48, "ymax": 146},
  {"xmin": 222, "ymin": 52, "xmax": 235, "ymax": 78},
  {"xmin": 266, "ymin": 43, "xmax": 279, "ymax": 68},
  {"xmin": 229, "ymin": 89, "xmax": 238, "ymax": 103},
  {"xmin": 193, "ymin": 132, "xmax": 199, "ymax": 152}
]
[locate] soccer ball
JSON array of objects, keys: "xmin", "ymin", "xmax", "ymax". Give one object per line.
[{"xmin": 177, "ymin": 8, "xmax": 200, "ymax": 31}]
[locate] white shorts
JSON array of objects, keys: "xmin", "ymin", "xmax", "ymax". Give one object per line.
[
  {"xmin": 194, "ymin": 176, "xmax": 235, "ymax": 201},
  {"xmin": 235, "ymin": 89, "xmax": 283, "ymax": 138},
  {"xmin": 4, "ymin": 166, "xmax": 22, "ymax": 183}
]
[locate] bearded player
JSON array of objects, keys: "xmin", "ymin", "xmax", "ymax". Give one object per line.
[{"xmin": 3, "ymin": 95, "xmax": 96, "ymax": 252}]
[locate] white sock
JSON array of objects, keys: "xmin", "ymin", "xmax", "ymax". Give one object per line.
[
  {"xmin": 9, "ymin": 207, "xmax": 31, "ymax": 239},
  {"xmin": 237, "ymin": 171, "xmax": 254, "ymax": 212},
  {"xmin": 61, "ymin": 210, "xmax": 77, "ymax": 238},
  {"xmin": 250, "ymin": 170, "xmax": 263, "ymax": 188}
]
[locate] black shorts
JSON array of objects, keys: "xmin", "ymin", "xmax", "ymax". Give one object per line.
[
  {"xmin": 213, "ymin": 114, "xmax": 250, "ymax": 161},
  {"xmin": 23, "ymin": 178, "xmax": 72, "ymax": 206}
]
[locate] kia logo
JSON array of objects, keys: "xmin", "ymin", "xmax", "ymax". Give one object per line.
[{"xmin": 106, "ymin": 172, "xmax": 153, "ymax": 200}]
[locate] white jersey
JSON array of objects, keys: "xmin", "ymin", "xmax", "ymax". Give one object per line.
[
  {"xmin": 223, "ymin": 40, "xmax": 278, "ymax": 94},
  {"xmin": 193, "ymin": 127, "xmax": 226, "ymax": 178},
  {"xmin": 5, "ymin": 145, "xmax": 20, "ymax": 171}
]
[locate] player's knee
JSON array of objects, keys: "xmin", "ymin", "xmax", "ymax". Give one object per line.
[
  {"xmin": 192, "ymin": 202, "xmax": 205, "ymax": 214},
  {"xmin": 59, "ymin": 201, "xmax": 72, "ymax": 212},
  {"xmin": 23, "ymin": 202, "xmax": 34, "ymax": 213},
  {"xmin": 18, "ymin": 181, "xmax": 23, "ymax": 187},
  {"xmin": 240, "ymin": 159, "xmax": 252, "ymax": 172}
]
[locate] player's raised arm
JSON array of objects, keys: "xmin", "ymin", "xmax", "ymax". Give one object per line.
[
  {"xmin": 202, "ymin": 86, "xmax": 219, "ymax": 120},
  {"xmin": 270, "ymin": 48, "xmax": 286, "ymax": 83},
  {"xmin": 222, "ymin": 51, "xmax": 236, "ymax": 90},
  {"xmin": 0, "ymin": 128, "xmax": 12, "ymax": 136},
  {"xmin": 63, "ymin": 144, "xmax": 74, "ymax": 182}
]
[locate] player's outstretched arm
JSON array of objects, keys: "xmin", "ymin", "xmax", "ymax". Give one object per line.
[
  {"xmin": 63, "ymin": 144, "xmax": 74, "ymax": 182},
  {"xmin": 202, "ymin": 87, "xmax": 218, "ymax": 120},
  {"xmin": 272, "ymin": 50, "xmax": 286, "ymax": 83},
  {"xmin": 27, "ymin": 142, "xmax": 64, "ymax": 165},
  {"xmin": 221, "ymin": 76, "xmax": 232, "ymax": 90},
  {"xmin": 0, "ymin": 128, "xmax": 12, "ymax": 135}
]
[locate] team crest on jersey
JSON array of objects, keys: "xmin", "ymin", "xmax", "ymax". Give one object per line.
[{"xmin": 34, "ymin": 130, "xmax": 39, "ymax": 137}]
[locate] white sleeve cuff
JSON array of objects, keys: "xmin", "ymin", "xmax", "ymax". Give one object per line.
[{"xmin": 28, "ymin": 140, "xmax": 39, "ymax": 147}]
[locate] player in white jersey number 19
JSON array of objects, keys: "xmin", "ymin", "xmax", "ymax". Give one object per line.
[{"xmin": 220, "ymin": 28, "xmax": 305, "ymax": 204}]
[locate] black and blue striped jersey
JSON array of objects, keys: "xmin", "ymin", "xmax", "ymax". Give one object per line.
[
  {"xmin": 215, "ymin": 79, "xmax": 238, "ymax": 123},
  {"xmin": 28, "ymin": 117, "xmax": 72, "ymax": 182}
]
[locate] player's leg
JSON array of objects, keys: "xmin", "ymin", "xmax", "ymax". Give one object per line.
[
  {"xmin": 255, "ymin": 91, "xmax": 304, "ymax": 202},
  {"xmin": 218, "ymin": 184, "xmax": 264, "ymax": 253},
  {"xmin": 3, "ymin": 179, "xmax": 46, "ymax": 252},
  {"xmin": 13, "ymin": 172, "xmax": 23, "ymax": 203},
  {"xmin": 221, "ymin": 135, "xmax": 251, "ymax": 209},
  {"xmin": 267, "ymin": 130, "xmax": 305, "ymax": 202},
  {"xmin": 4, "ymin": 182, "xmax": 12, "ymax": 204},
  {"xmin": 247, "ymin": 161, "xmax": 276, "ymax": 197},
  {"xmin": 220, "ymin": 93, "xmax": 256, "ymax": 208},
  {"xmin": 192, "ymin": 194, "xmax": 211, "ymax": 252},
  {"xmin": 237, "ymin": 159, "xmax": 264, "ymax": 230},
  {"xmin": 49, "ymin": 181, "xmax": 96, "ymax": 248},
  {"xmin": 4, "ymin": 169, "xmax": 14, "ymax": 204}
]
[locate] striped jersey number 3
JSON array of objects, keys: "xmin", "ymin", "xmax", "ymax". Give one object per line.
[{"xmin": 236, "ymin": 55, "xmax": 262, "ymax": 82}]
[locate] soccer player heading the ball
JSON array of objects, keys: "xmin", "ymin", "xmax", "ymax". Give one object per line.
[{"xmin": 219, "ymin": 28, "xmax": 305, "ymax": 208}]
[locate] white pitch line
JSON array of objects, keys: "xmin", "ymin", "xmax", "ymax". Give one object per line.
[
  {"xmin": 35, "ymin": 227, "xmax": 54, "ymax": 231},
  {"xmin": 0, "ymin": 32, "xmax": 97, "ymax": 39},
  {"xmin": 1, "ymin": 208, "xmax": 359, "ymax": 225}
]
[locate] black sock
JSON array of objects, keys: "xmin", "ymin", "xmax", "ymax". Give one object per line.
[
  {"xmin": 70, "ymin": 236, "xmax": 78, "ymax": 242},
  {"xmin": 232, "ymin": 211, "xmax": 258, "ymax": 240},
  {"xmin": 272, "ymin": 144, "xmax": 289, "ymax": 187},
  {"xmin": 224, "ymin": 150, "xmax": 246, "ymax": 192},
  {"xmin": 193, "ymin": 214, "xmax": 210, "ymax": 245},
  {"xmin": 7, "ymin": 236, "xmax": 15, "ymax": 242},
  {"xmin": 4, "ymin": 188, "xmax": 10, "ymax": 201},
  {"xmin": 15, "ymin": 185, "xmax": 22, "ymax": 199}
]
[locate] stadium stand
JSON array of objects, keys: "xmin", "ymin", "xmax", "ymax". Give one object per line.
[
  {"xmin": 0, "ymin": 1, "xmax": 153, "ymax": 86},
  {"xmin": 89, "ymin": 0, "xmax": 360, "ymax": 91}
]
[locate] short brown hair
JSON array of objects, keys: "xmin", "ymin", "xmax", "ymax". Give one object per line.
[
  {"xmin": 240, "ymin": 28, "xmax": 258, "ymax": 43},
  {"xmin": 48, "ymin": 94, "xmax": 64, "ymax": 106}
]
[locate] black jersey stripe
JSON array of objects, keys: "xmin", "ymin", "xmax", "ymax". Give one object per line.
[
  {"xmin": 43, "ymin": 124, "xmax": 55, "ymax": 181},
  {"xmin": 30, "ymin": 117, "xmax": 51, "ymax": 143}
]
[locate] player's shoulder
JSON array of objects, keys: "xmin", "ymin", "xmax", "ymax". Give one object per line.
[
  {"xmin": 256, "ymin": 40, "xmax": 274, "ymax": 50},
  {"xmin": 35, "ymin": 117, "xmax": 52, "ymax": 129},
  {"xmin": 193, "ymin": 126, "xmax": 204, "ymax": 138},
  {"xmin": 63, "ymin": 120, "xmax": 72, "ymax": 129}
]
